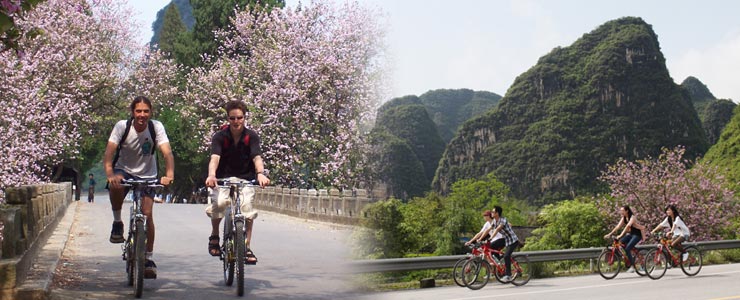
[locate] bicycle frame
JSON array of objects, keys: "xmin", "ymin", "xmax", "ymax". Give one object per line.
[
  {"xmin": 644, "ymin": 231, "xmax": 702, "ymax": 279},
  {"xmin": 216, "ymin": 178, "xmax": 256, "ymax": 297},
  {"xmin": 597, "ymin": 236, "xmax": 647, "ymax": 279},
  {"xmin": 120, "ymin": 178, "xmax": 161, "ymax": 298},
  {"xmin": 478, "ymin": 243, "xmax": 507, "ymax": 274},
  {"xmin": 463, "ymin": 241, "xmax": 530, "ymax": 287},
  {"xmin": 655, "ymin": 237, "xmax": 682, "ymax": 266}
]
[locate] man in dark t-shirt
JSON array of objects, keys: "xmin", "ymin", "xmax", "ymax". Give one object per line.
[{"xmin": 204, "ymin": 100, "xmax": 270, "ymax": 264}]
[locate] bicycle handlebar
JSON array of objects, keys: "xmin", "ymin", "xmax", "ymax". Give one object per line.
[
  {"xmin": 215, "ymin": 178, "xmax": 258, "ymax": 187},
  {"xmin": 120, "ymin": 178, "xmax": 163, "ymax": 188}
]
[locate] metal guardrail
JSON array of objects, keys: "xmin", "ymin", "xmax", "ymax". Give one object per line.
[{"xmin": 349, "ymin": 239, "xmax": 740, "ymax": 273}]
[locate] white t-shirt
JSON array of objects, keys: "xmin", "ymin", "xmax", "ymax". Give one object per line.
[
  {"xmin": 658, "ymin": 216, "xmax": 690, "ymax": 238},
  {"xmin": 489, "ymin": 218, "xmax": 507, "ymax": 242},
  {"xmin": 108, "ymin": 120, "xmax": 169, "ymax": 179},
  {"xmin": 480, "ymin": 220, "xmax": 504, "ymax": 241}
]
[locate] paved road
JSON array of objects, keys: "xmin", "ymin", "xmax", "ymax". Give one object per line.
[
  {"xmin": 51, "ymin": 195, "xmax": 365, "ymax": 300},
  {"xmin": 365, "ymin": 263, "xmax": 740, "ymax": 300}
]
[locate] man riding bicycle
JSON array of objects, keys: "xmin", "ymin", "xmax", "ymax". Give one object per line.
[
  {"xmin": 205, "ymin": 100, "xmax": 270, "ymax": 264},
  {"xmin": 104, "ymin": 96, "xmax": 175, "ymax": 279},
  {"xmin": 488, "ymin": 206, "xmax": 519, "ymax": 282}
]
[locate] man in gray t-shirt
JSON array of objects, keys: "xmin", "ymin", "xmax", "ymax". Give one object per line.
[{"xmin": 103, "ymin": 96, "xmax": 174, "ymax": 279}]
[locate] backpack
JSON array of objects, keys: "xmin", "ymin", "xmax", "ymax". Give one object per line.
[
  {"xmin": 112, "ymin": 118, "xmax": 157, "ymax": 168},
  {"xmin": 219, "ymin": 124, "xmax": 250, "ymax": 149}
]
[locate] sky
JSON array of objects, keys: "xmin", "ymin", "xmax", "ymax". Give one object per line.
[{"xmin": 127, "ymin": 0, "xmax": 740, "ymax": 102}]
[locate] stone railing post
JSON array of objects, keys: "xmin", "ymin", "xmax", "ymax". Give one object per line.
[{"xmin": 318, "ymin": 189, "xmax": 329, "ymax": 214}]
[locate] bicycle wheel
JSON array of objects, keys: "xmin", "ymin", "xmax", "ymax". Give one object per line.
[
  {"xmin": 680, "ymin": 246, "xmax": 702, "ymax": 276},
  {"xmin": 597, "ymin": 248, "xmax": 620, "ymax": 280},
  {"xmin": 126, "ymin": 232, "xmax": 134, "ymax": 286},
  {"xmin": 645, "ymin": 248, "xmax": 668, "ymax": 280},
  {"xmin": 452, "ymin": 257, "xmax": 471, "ymax": 287},
  {"xmin": 133, "ymin": 220, "xmax": 146, "ymax": 298},
  {"xmin": 462, "ymin": 257, "xmax": 491, "ymax": 290},
  {"xmin": 492, "ymin": 260, "xmax": 506, "ymax": 284},
  {"xmin": 510, "ymin": 255, "xmax": 531, "ymax": 286},
  {"xmin": 235, "ymin": 220, "xmax": 246, "ymax": 296},
  {"xmin": 632, "ymin": 248, "xmax": 648, "ymax": 277},
  {"xmin": 223, "ymin": 217, "xmax": 234, "ymax": 286}
]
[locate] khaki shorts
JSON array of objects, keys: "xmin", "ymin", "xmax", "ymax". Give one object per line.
[{"xmin": 205, "ymin": 178, "xmax": 258, "ymax": 220}]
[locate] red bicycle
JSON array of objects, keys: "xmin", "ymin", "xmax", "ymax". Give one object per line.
[
  {"xmin": 644, "ymin": 232, "xmax": 702, "ymax": 279},
  {"xmin": 455, "ymin": 242, "xmax": 531, "ymax": 290},
  {"xmin": 597, "ymin": 236, "xmax": 647, "ymax": 279}
]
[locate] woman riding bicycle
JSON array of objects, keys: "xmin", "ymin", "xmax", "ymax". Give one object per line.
[
  {"xmin": 650, "ymin": 205, "xmax": 690, "ymax": 261},
  {"xmin": 604, "ymin": 205, "xmax": 647, "ymax": 273},
  {"xmin": 465, "ymin": 210, "xmax": 505, "ymax": 258}
]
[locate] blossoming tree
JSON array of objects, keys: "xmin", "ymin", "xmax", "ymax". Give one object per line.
[
  {"xmin": 598, "ymin": 146, "xmax": 737, "ymax": 240},
  {"xmin": 185, "ymin": 1, "xmax": 386, "ymax": 188}
]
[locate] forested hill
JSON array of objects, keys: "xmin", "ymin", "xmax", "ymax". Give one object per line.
[
  {"xmin": 418, "ymin": 89, "xmax": 502, "ymax": 143},
  {"xmin": 432, "ymin": 17, "xmax": 708, "ymax": 206},
  {"xmin": 369, "ymin": 89, "xmax": 500, "ymax": 199},
  {"xmin": 680, "ymin": 76, "xmax": 736, "ymax": 145}
]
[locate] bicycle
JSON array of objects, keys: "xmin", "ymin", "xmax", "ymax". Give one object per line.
[
  {"xmin": 644, "ymin": 232, "xmax": 702, "ymax": 279},
  {"xmin": 120, "ymin": 178, "xmax": 162, "ymax": 298},
  {"xmin": 217, "ymin": 178, "xmax": 257, "ymax": 297},
  {"xmin": 459, "ymin": 241, "xmax": 531, "ymax": 290},
  {"xmin": 597, "ymin": 235, "xmax": 648, "ymax": 279}
]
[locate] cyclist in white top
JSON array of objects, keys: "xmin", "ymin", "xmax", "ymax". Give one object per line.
[{"xmin": 651, "ymin": 205, "xmax": 690, "ymax": 259}]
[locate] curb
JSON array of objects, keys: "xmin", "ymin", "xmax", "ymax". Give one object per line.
[{"xmin": 15, "ymin": 201, "xmax": 78, "ymax": 300}]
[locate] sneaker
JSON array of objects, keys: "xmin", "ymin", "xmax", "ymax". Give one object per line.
[
  {"xmin": 500, "ymin": 275, "xmax": 511, "ymax": 283},
  {"xmin": 682, "ymin": 252, "xmax": 689, "ymax": 262},
  {"xmin": 109, "ymin": 221, "xmax": 124, "ymax": 243},
  {"xmin": 144, "ymin": 259, "xmax": 157, "ymax": 279},
  {"xmin": 626, "ymin": 266, "xmax": 635, "ymax": 273}
]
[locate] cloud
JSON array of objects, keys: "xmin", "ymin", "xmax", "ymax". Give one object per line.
[{"xmin": 670, "ymin": 31, "xmax": 740, "ymax": 102}]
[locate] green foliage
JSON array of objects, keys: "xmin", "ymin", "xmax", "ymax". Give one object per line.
[
  {"xmin": 156, "ymin": 106, "xmax": 209, "ymax": 200},
  {"xmin": 398, "ymin": 193, "xmax": 444, "ymax": 253},
  {"xmin": 434, "ymin": 173, "xmax": 523, "ymax": 255},
  {"xmin": 354, "ymin": 175, "xmax": 533, "ymax": 258},
  {"xmin": 433, "ymin": 17, "xmax": 708, "ymax": 205},
  {"xmin": 523, "ymin": 198, "xmax": 606, "ymax": 251},
  {"xmin": 703, "ymin": 104, "xmax": 740, "ymax": 194},
  {"xmin": 150, "ymin": 0, "xmax": 194, "ymax": 46},
  {"xmin": 175, "ymin": 0, "xmax": 285, "ymax": 68},
  {"xmin": 355, "ymin": 198, "xmax": 408, "ymax": 258},
  {"xmin": 157, "ymin": 3, "xmax": 187, "ymax": 58}
]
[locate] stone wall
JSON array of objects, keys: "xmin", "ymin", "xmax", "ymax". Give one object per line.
[
  {"xmin": 253, "ymin": 187, "xmax": 378, "ymax": 225},
  {"xmin": 0, "ymin": 183, "xmax": 73, "ymax": 293}
]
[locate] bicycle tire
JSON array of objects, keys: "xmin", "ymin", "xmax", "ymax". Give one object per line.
[
  {"xmin": 510, "ymin": 255, "xmax": 531, "ymax": 286},
  {"xmin": 452, "ymin": 257, "xmax": 471, "ymax": 287},
  {"xmin": 223, "ymin": 215, "xmax": 234, "ymax": 286},
  {"xmin": 126, "ymin": 233, "xmax": 134, "ymax": 286},
  {"xmin": 492, "ymin": 259, "xmax": 506, "ymax": 284},
  {"xmin": 235, "ymin": 220, "xmax": 246, "ymax": 296},
  {"xmin": 632, "ymin": 248, "xmax": 648, "ymax": 276},
  {"xmin": 462, "ymin": 257, "xmax": 490, "ymax": 290},
  {"xmin": 680, "ymin": 246, "xmax": 702, "ymax": 276},
  {"xmin": 133, "ymin": 220, "xmax": 146, "ymax": 298},
  {"xmin": 597, "ymin": 248, "xmax": 620, "ymax": 280},
  {"xmin": 645, "ymin": 248, "xmax": 668, "ymax": 280}
]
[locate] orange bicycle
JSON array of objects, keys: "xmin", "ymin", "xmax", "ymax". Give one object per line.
[
  {"xmin": 644, "ymin": 232, "xmax": 702, "ymax": 279},
  {"xmin": 597, "ymin": 235, "xmax": 647, "ymax": 279},
  {"xmin": 459, "ymin": 241, "xmax": 531, "ymax": 290}
]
